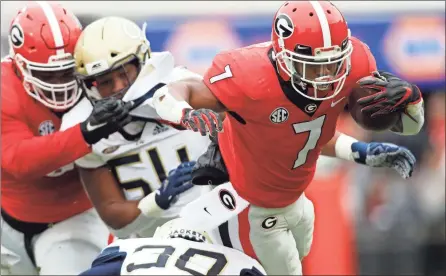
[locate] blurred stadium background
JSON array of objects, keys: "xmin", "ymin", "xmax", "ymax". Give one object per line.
[{"xmin": 2, "ymin": 1, "xmax": 445, "ymax": 275}]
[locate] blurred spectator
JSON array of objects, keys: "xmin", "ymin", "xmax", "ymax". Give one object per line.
[{"xmin": 350, "ymin": 92, "xmax": 445, "ymax": 275}]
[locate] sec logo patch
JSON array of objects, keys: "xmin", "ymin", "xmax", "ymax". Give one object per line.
[
  {"xmin": 270, "ymin": 107, "xmax": 289, "ymax": 124},
  {"xmin": 38, "ymin": 120, "xmax": 55, "ymax": 136}
]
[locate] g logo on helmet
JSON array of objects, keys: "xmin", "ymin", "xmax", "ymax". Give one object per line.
[
  {"xmin": 261, "ymin": 216, "xmax": 278, "ymax": 230},
  {"xmin": 274, "ymin": 14, "xmax": 294, "ymax": 39},
  {"xmin": 219, "ymin": 189, "xmax": 236, "ymax": 211},
  {"xmin": 10, "ymin": 24, "xmax": 24, "ymax": 48}
]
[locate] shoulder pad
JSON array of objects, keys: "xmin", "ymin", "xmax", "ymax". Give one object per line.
[
  {"xmin": 123, "ymin": 52, "xmax": 175, "ymax": 102},
  {"xmin": 169, "ymin": 66, "xmax": 203, "ymax": 82},
  {"xmin": 348, "ymin": 36, "xmax": 377, "ymax": 82},
  {"xmin": 60, "ymin": 97, "xmax": 92, "ymax": 131},
  {"xmin": 150, "ymin": 51, "xmax": 175, "ymax": 75}
]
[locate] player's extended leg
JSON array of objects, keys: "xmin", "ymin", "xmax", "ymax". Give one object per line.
[
  {"xmin": 288, "ymin": 194, "xmax": 315, "ymax": 260},
  {"xmin": 247, "ymin": 195, "xmax": 311, "ymax": 275},
  {"xmin": 33, "ymin": 208, "xmax": 110, "ymax": 275},
  {"xmin": 0, "ymin": 215, "xmax": 38, "ymax": 275}
]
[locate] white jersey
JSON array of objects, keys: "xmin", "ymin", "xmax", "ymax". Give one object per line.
[
  {"xmin": 60, "ymin": 52, "xmax": 212, "ymax": 235},
  {"xmin": 105, "ymin": 238, "xmax": 266, "ymax": 275}
]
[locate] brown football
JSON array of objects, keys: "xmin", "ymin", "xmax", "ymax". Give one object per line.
[{"xmin": 348, "ymin": 83, "xmax": 399, "ymax": 131}]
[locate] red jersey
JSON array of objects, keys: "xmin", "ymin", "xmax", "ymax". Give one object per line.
[
  {"xmin": 1, "ymin": 58, "xmax": 92, "ymax": 223},
  {"xmin": 202, "ymin": 37, "xmax": 377, "ymax": 208}
]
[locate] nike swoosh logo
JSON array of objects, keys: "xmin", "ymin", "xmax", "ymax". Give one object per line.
[
  {"xmin": 203, "ymin": 207, "xmax": 211, "ymax": 216},
  {"xmin": 86, "ymin": 122, "xmax": 107, "ymax": 131},
  {"xmin": 331, "ymin": 97, "xmax": 346, "ymax": 108}
]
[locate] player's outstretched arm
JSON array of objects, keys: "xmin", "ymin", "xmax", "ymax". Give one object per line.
[
  {"xmin": 79, "ymin": 166, "xmax": 143, "ymax": 231},
  {"xmin": 151, "ymin": 77, "xmax": 225, "ymax": 137},
  {"xmin": 1, "ymin": 97, "xmax": 132, "ymax": 180},
  {"xmin": 79, "ymin": 161, "xmax": 195, "ymax": 238},
  {"xmin": 322, "ymin": 131, "xmax": 416, "ymax": 179}
]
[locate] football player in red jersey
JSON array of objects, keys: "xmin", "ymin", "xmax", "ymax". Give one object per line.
[
  {"xmin": 150, "ymin": 1, "xmax": 424, "ymax": 274},
  {"xmin": 1, "ymin": 2, "xmax": 133, "ymax": 275}
]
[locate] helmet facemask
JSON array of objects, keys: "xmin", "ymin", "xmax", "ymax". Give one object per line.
[
  {"xmin": 78, "ymin": 53, "xmax": 144, "ymax": 103},
  {"xmin": 14, "ymin": 53, "xmax": 81, "ymax": 110},
  {"xmin": 275, "ymin": 38, "xmax": 353, "ymax": 101}
]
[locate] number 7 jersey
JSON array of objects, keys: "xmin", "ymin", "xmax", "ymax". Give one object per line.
[{"xmin": 202, "ymin": 38, "xmax": 377, "ymax": 208}]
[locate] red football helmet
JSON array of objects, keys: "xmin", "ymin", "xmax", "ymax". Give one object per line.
[
  {"xmin": 8, "ymin": 1, "xmax": 83, "ymax": 110},
  {"xmin": 271, "ymin": 1, "xmax": 353, "ymax": 101}
]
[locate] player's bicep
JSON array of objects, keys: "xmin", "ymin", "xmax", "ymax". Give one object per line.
[
  {"xmin": 78, "ymin": 166, "xmax": 126, "ymax": 207},
  {"xmin": 78, "ymin": 166, "xmax": 140, "ymax": 229},
  {"xmin": 170, "ymin": 77, "xmax": 226, "ymax": 112},
  {"xmin": 203, "ymin": 55, "xmax": 249, "ymax": 113}
]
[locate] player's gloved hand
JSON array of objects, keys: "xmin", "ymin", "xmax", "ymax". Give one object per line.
[
  {"xmin": 351, "ymin": 141, "xmax": 416, "ymax": 179},
  {"xmin": 181, "ymin": 108, "xmax": 223, "ymax": 137},
  {"xmin": 192, "ymin": 136, "xmax": 229, "ymax": 186},
  {"xmin": 80, "ymin": 97, "xmax": 133, "ymax": 144},
  {"xmin": 356, "ymin": 71, "xmax": 422, "ymax": 118},
  {"xmin": 240, "ymin": 266, "xmax": 266, "ymax": 276},
  {"xmin": 155, "ymin": 161, "xmax": 196, "ymax": 209}
]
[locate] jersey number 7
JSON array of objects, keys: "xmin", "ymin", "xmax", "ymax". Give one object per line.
[{"xmin": 292, "ymin": 115, "xmax": 326, "ymax": 169}]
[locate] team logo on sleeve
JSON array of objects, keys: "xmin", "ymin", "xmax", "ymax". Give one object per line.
[
  {"xmin": 38, "ymin": 120, "xmax": 55, "ymax": 136},
  {"xmin": 274, "ymin": 14, "xmax": 294, "ymax": 39},
  {"xmin": 261, "ymin": 216, "xmax": 278, "ymax": 230},
  {"xmin": 10, "ymin": 24, "xmax": 24, "ymax": 48},
  {"xmin": 219, "ymin": 189, "xmax": 236, "ymax": 211},
  {"xmin": 270, "ymin": 107, "xmax": 289, "ymax": 124}
]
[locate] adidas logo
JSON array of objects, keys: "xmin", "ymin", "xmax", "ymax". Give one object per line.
[{"xmin": 152, "ymin": 124, "xmax": 170, "ymax": 135}]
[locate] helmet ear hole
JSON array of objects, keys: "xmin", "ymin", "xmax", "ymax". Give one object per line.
[{"xmin": 110, "ymin": 52, "xmax": 118, "ymax": 58}]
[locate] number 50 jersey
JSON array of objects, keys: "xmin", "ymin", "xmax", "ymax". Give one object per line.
[{"xmin": 60, "ymin": 52, "xmax": 212, "ymax": 216}]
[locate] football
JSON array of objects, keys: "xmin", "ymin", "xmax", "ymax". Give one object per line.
[{"xmin": 348, "ymin": 83, "xmax": 399, "ymax": 131}]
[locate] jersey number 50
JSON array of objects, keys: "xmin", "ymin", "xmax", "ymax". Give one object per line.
[{"xmin": 108, "ymin": 147, "xmax": 190, "ymax": 199}]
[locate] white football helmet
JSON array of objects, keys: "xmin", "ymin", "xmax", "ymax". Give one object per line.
[
  {"xmin": 153, "ymin": 218, "xmax": 213, "ymax": 244},
  {"xmin": 74, "ymin": 16, "xmax": 152, "ymax": 101}
]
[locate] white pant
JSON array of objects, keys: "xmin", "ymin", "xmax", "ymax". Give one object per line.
[
  {"xmin": 177, "ymin": 183, "xmax": 315, "ymax": 275},
  {"xmin": 1, "ymin": 208, "xmax": 110, "ymax": 275},
  {"xmin": 247, "ymin": 194, "xmax": 315, "ymax": 275}
]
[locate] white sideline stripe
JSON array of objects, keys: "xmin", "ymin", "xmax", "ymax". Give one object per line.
[
  {"xmin": 309, "ymin": 1, "xmax": 332, "ymax": 47},
  {"xmin": 36, "ymin": 1, "xmax": 65, "ymax": 55}
]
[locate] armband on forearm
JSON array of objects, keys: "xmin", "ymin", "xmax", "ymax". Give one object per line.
[
  {"xmin": 151, "ymin": 86, "xmax": 192, "ymax": 124},
  {"xmin": 334, "ymin": 134, "xmax": 359, "ymax": 161}
]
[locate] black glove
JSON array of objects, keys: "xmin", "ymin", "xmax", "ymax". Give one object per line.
[
  {"xmin": 240, "ymin": 266, "xmax": 265, "ymax": 276},
  {"xmin": 80, "ymin": 97, "xmax": 133, "ymax": 144},
  {"xmin": 155, "ymin": 161, "xmax": 195, "ymax": 209},
  {"xmin": 181, "ymin": 108, "xmax": 223, "ymax": 137},
  {"xmin": 357, "ymin": 71, "xmax": 421, "ymax": 118},
  {"xmin": 192, "ymin": 135, "xmax": 229, "ymax": 186}
]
